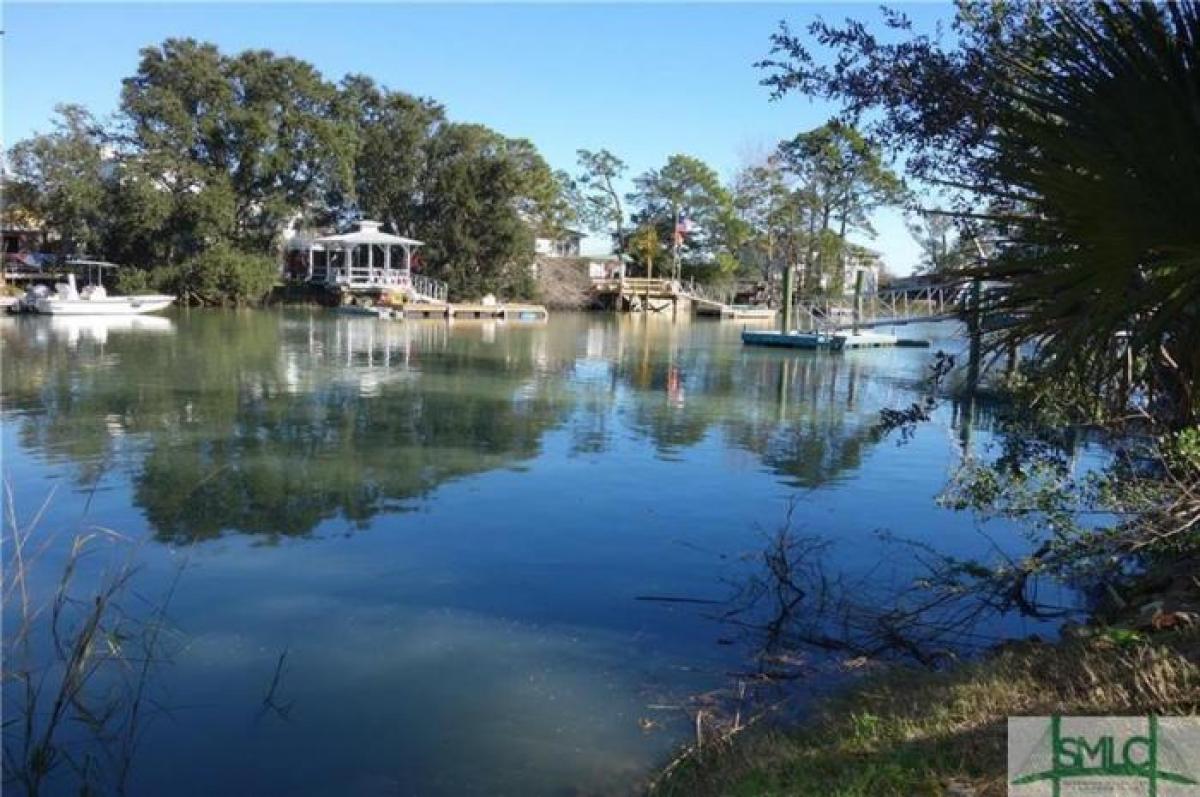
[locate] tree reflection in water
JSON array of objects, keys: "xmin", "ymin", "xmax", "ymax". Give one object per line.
[
  {"xmin": 3, "ymin": 312, "xmax": 939, "ymax": 543},
  {"xmin": 3, "ymin": 310, "xmax": 1033, "ymax": 796}
]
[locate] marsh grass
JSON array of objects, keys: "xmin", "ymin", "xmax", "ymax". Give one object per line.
[
  {"xmin": 649, "ymin": 629, "xmax": 1200, "ymax": 796},
  {"xmin": 2, "ymin": 484, "xmax": 184, "ymax": 797}
]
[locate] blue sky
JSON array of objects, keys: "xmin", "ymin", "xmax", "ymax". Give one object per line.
[{"xmin": 2, "ymin": 2, "xmax": 953, "ymax": 272}]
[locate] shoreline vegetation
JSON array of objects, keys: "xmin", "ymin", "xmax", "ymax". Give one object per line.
[
  {"xmin": 652, "ymin": 624, "xmax": 1200, "ymax": 796},
  {"xmin": 649, "ymin": 0, "xmax": 1200, "ymax": 792}
]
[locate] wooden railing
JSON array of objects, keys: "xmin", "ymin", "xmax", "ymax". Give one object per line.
[
  {"xmin": 591, "ymin": 277, "xmax": 680, "ymax": 295},
  {"xmin": 793, "ymin": 285, "xmax": 961, "ymax": 331},
  {"xmin": 411, "ymin": 274, "xmax": 448, "ymax": 303}
]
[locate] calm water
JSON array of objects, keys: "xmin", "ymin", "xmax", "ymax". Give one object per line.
[{"xmin": 2, "ymin": 310, "xmax": 1060, "ymax": 796}]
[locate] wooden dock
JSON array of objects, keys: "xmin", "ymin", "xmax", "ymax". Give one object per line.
[
  {"xmin": 337, "ymin": 302, "xmax": 549, "ymax": 321},
  {"xmin": 694, "ymin": 302, "xmax": 777, "ymax": 321},
  {"xmin": 592, "ymin": 277, "xmax": 774, "ymax": 320}
]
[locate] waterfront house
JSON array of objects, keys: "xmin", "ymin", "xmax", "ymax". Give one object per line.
[
  {"xmin": 534, "ymin": 229, "xmax": 584, "ymax": 258},
  {"xmin": 287, "ymin": 220, "xmax": 438, "ymax": 297}
]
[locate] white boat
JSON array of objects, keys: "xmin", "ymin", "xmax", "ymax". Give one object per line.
[
  {"xmin": 35, "ymin": 286, "xmax": 176, "ymax": 315},
  {"xmin": 29, "ymin": 261, "xmax": 175, "ymax": 316}
]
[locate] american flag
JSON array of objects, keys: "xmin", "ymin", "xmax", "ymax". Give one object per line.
[{"xmin": 674, "ymin": 216, "xmax": 694, "ymax": 246}]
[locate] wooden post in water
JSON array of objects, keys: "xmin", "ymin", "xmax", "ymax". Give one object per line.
[
  {"xmin": 852, "ymin": 269, "xmax": 865, "ymax": 333},
  {"xmin": 967, "ymin": 276, "xmax": 982, "ymax": 393},
  {"xmin": 781, "ymin": 264, "xmax": 794, "ymax": 333}
]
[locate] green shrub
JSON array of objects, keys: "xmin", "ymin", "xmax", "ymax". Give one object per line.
[
  {"xmin": 158, "ymin": 245, "xmax": 278, "ymax": 306},
  {"xmin": 114, "ymin": 267, "xmax": 163, "ymax": 295}
]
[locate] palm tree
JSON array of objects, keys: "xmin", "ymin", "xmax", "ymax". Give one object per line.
[{"xmin": 977, "ymin": 1, "xmax": 1200, "ymax": 426}]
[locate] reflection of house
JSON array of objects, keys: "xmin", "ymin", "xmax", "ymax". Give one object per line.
[{"xmin": 534, "ymin": 229, "xmax": 583, "ymax": 258}]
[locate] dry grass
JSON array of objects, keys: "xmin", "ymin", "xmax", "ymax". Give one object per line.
[
  {"xmin": 535, "ymin": 256, "xmax": 598, "ymax": 310},
  {"xmin": 2, "ymin": 486, "xmax": 183, "ymax": 797},
  {"xmin": 649, "ymin": 630, "xmax": 1200, "ymax": 796}
]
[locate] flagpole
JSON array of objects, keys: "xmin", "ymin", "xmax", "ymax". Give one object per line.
[{"xmin": 673, "ymin": 206, "xmax": 681, "ymax": 283}]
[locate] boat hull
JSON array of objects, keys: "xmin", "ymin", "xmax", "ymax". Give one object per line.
[
  {"xmin": 741, "ymin": 330, "xmax": 832, "ymax": 349},
  {"xmin": 34, "ymin": 295, "xmax": 176, "ymax": 316}
]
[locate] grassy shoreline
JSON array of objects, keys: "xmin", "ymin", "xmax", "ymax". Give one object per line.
[{"xmin": 649, "ymin": 626, "xmax": 1199, "ymax": 796}]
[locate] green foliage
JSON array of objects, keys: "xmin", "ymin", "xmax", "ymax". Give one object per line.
[
  {"xmin": 337, "ymin": 77, "xmax": 556, "ymax": 297},
  {"xmin": 906, "ymin": 212, "xmax": 967, "ymax": 275},
  {"xmin": 4, "ymin": 104, "xmax": 108, "ymax": 256},
  {"xmin": 575, "ymin": 148, "xmax": 628, "ymax": 252},
  {"xmin": 1099, "ymin": 627, "xmax": 1144, "ymax": 648},
  {"xmin": 730, "ymin": 157, "xmax": 809, "ymax": 282},
  {"xmin": 417, "ymin": 123, "xmax": 548, "ymax": 298},
  {"xmin": 7, "ymin": 38, "xmax": 568, "ymax": 301},
  {"xmin": 627, "ymin": 154, "xmax": 739, "ymax": 281},
  {"xmin": 120, "ymin": 38, "xmax": 354, "ymax": 256},
  {"xmin": 155, "ymin": 245, "xmax": 277, "ymax": 306},
  {"xmin": 626, "ymin": 224, "xmax": 660, "ymax": 278},
  {"xmin": 780, "ymin": 121, "xmax": 903, "ymax": 293},
  {"xmin": 761, "ymin": 2, "xmax": 1200, "ymax": 424},
  {"xmin": 340, "ymin": 74, "xmax": 444, "ymax": 233},
  {"xmin": 758, "ymin": 1, "xmax": 1051, "ymax": 191},
  {"xmin": 114, "ymin": 267, "xmax": 162, "ymax": 295},
  {"xmin": 1175, "ymin": 427, "xmax": 1200, "ymax": 471},
  {"xmin": 728, "ymin": 121, "xmax": 902, "ymax": 294},
  {"xmin": 976, "ymin": 2, "xmax": 1200, "ymax": 427}
]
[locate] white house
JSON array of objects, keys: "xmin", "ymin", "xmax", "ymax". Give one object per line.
[
  {"xmin": 797, "ymin": 246, "xmax": 882, "ymax": 296},
  {"xmin": 534, "ymin": 229, "xmax": 584, "ymax": 258},
  {"xmin": 286, "ymin": 219, "xmax": 422, "ymax": 289}
]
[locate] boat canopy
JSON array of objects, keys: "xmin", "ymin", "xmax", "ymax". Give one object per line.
[{"xmin": 65, "ymin": 259, "xmax": 122, "ymax": 270}]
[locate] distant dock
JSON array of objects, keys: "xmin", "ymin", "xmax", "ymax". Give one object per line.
[
  {"xmin": 591, "ymin": 277, "xmax": 774, "ymax": 320},
  {"xmin": 336, "ymin": 302, "xmax": 548, "ymax": 321},
  {"xmin": 695, "ymin": 303, "xmax": 777, "ymax": 321}
]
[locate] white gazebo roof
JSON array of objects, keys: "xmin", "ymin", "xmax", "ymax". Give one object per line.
[{"xmin": 313, "ymin": 220, "xmax": 423, "ymax": 248}]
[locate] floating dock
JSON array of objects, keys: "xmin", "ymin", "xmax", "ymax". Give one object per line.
[
  {"xmin": 696, "ymin": 303, "xmax": 777, "ymax": 321},
  {"xmin": 742, "ymin": 329, "xmax": 930, "ymax": 351},
  {"xmin": 741, "ymin": 330, "xmax": 833, "ymax": 349},
  {"xmin": 335, "ymin": 302, "xmax": 549, "ymax": 321}
]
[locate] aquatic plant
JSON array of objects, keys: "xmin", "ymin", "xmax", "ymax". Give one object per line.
[{"xmin": 1, "ymin": 486, "xmax": 183, "ymax": 797}]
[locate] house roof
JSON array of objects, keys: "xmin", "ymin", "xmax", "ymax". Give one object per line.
[{"xmin": 312, "ymin": 220, "xmax": 423, "ymax": 248}]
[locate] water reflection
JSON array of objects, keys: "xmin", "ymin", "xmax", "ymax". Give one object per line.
[
  {"xmin": 3, "ymin": 310, "xmax": 1025, "ymax": 796},
  {"xmin": 1, "ymin": 312, "xmax": 952, "ymax": 542}
]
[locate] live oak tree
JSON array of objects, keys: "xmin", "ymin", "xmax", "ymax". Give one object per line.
[
  {"xmin": 337, "ymin": 77, "xmax": 563, "ymax": 297},
  {"xmin": 119, "ymin": 38, "xmax": 355, "ymax": 257},
  {"xmin": 339, "ymin": 74, "xmax": 445, "ymax": 235},
  {"xmin": 417, "ymin": 123, "xmax": 559, "ymax": 299},
  {"xmin": 4, "ymin": 104, "xmax": 109, "ymax": 257},
  {"xmin": 758, "ymin": 1, "xmax": 1051, "ymax": 196}
]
